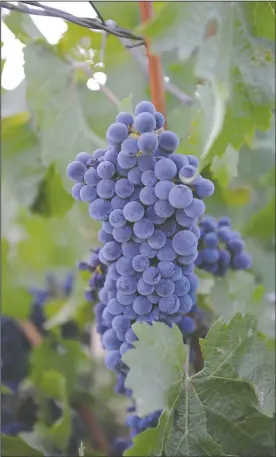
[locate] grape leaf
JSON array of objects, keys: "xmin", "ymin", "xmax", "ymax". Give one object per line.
[
  {"xmin": 30, "ymin": 339, "xmax": 89, "ymax": 397},
  {"xmin": 123, "ymin": 315, "xmax": 275, "ymax": 456},
  {"xmin": 211, "ymin": 145, "xmax": 239, "ymax": 187},
  {"xmin": 2, "ymin": 119, "xmax": 44, "ymax": 207},
  {"xmin": 2, "ymin": 239, "xmax": 31, "ymax": 319},
  {"xmin": 123, "ymin": 322, "xmax": 187, "ymax": 415},
  {"xmin": 4, "ymin": 11, "xmax": 43, "ymax": 44},
  {"xmin": 1, "ymin": 435, "xmax": 43, "ymax": 456},
  {"xmin": 23, "ymin": 41, "xmax": 105, "ymax": 183},
  {"xmin": 243, "ymin": 196, "xmax": 275, "ymax": 241}
]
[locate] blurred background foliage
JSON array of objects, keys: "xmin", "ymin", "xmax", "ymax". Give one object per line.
[{"xmin": 1, "ymin": 1, "xmax": 275, "ymax": 455}]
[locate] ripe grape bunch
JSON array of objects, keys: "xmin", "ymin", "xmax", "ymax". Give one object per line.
[
  {"xmin": 196, "ymin": 216, "xmax": 252, "ymax": 276},
  {"xmin": 66, "ymin": 100, "xmax": 215, "ymax": 338}
]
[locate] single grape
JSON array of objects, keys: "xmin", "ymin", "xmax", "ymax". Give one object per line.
[
  {"xmin": 155, "ymin": 278, "xmax": 175, "ymax": 297},
  {"xmin": 227, "ymin": 238, "xmax": 245, "ymax": 253},
  {"xmin": 186, "ymin": 155, "xmax": 199, "ymax": 168},
  {"xmin": 143, "ymin": 266, "xmax": 161, "ymax": 286},
  {"xmin": 89, "ymin": 198, "xmax": 112, "ymax": 221},
  {"xmin": 97, "ymin": 161, "xmax": 115, "ymax": 179},
  {"xmin": 116, "ymin": 112, "xmax": 134, "ymax": 127},
  {"xmin": 139, "ymin": 187, "xmax": 157, "ymax": 206},
  {"xmin": 154, "ymin": 158, "xmax": 177, "ymax": 180},
  {"xmin": 128, "ymin": 167, "xmax": 142, "ymax": 185},
  {"xmin": 154, "ymin": 111, "xmax": 165, "ymax": 129},
  {"xmin": 118, "ymin": 152, "xmax": 137, "ymax": 170},
  {"xmin": 120, "ymin": 342, "xmax": 133, "ymax": 355},
  {"xmin": 113, "ymin": 225, "xmax": 132, "ymax": 243},
  {"xmin": 107, "ymin": 298, "xmax": 125, "ymax": 316},
  {"xmin": 146, "ymin": 205, "xmax": 165, "ymax": 225},
  {"xmin": 184, "ymin": 198, "xmax": 206, "ymax": 218},
  {"xmin": 71, "ymin": 182, "xmax": 83, "ymax": 200},
  {"xmin": 154, "ymin": 180, "xmax": 174, "ymax": 200},
  {"xmin": 96, "ymin": 179, "xmax": 115, "ymax": 199},
  {"xmin": 125, "ymin": 327, "xmax": 138, "ymax": 344},
  {"xmin": 141, "ymin": 170, "xmax": 157, "ymax": 187},
  {"xmin": 111, "ymin": 196, "xmax": 128, "ymax": 210},
  {"xmin": 232, "ymin": 252, "xmax": 252, "ymax": 270},
  {"xmin": 137, "ymin": 278, "xmax": 155, "ymax": 296},
  {"xmin": 174, "ymin": 276, "xmax": 190, "ymax": 296},
  {"xmin": 133, "ymin": 218, "xmax": 154, "ymax": 239},
  {"xmin": 159, "ymin": 219, "xmax": 177, "ymax": 237},
  {"xmin": 66, "ymin": 161, "xmax": 86, "ymax": 182},
  {"xmin": 204, "ymin": 232, "xmax": 218, "ymax": 248},
  {"xmin": 123, "ymin": 201, "xmax": 145, "ymax": 223},
  {"xmin": 172, "ymin": 231, "xmax": 198, "ymax": 256},
  {"xmin": 138, "ymin": 132, "xmax": 158, "ymax": 154},
  {"xmin": 102, "ymin": 241, "xmax": 121, "ymax": 261},
  {"xmin": 84, "ymin": 167, "xmax": 100, "ymax": 186},
  {"xmin": 179, "ymin": 164, "xmax": 198, "ymax": 183},
  {"xmin": 112, "ymin": 315, "xmax": 131, "ymax": 333},
  {"xmin": 134, "ymin": 112, "xmax": 156, "ymax": 133},
  {"xmin": 102, "ymin": 329, "xmax": 121, "ymax": 350},
  {"xmin": 135, "ymin": 101, "xmax": 155, "ymax": 116},
  {"xmin": 109, "ymin": 209, "xmax": 127, "ymax": 228},
  {"xmin": 195, "ymin": 178, "xmax": 215, "ymax": 198},
  {"xmin": 116, "ymin": 257, "xmax": 134, "ymax": 276},
  {"xmin": 159, "ymin": 295, "xmax": 180, "ymax": 314},
  {"xmin": 171, "ymin": 265, "xmax": 182, "ymax": 282},
  {"xmin": 154, "ymin": 200, "xmax": 175, "ymax": 218},
  {"xmin": 104, "ymin": 147, "xmax": 119, "ymax": 164},
  {"xmin": 148, "ymin": 230, "xmax": 166, "ymax": 249},
  {"xmin": 178, "ymin": 316, "xmax": 196, "ymax": 334},
  {"xmin": 137, "ymin": 154, "xmax": 156, "ymax": 172},
  {"xmin": 117, "ymin": 276, "xmax": 137, "ymax": 295},
  {"xmin": 98, "ymin": 228, "xmax": 113, "ymax": 243},
  {"xmin": 93, "ymin": 149, "xmax": 106, "ymax": 159},
  {"xmin": 103, "ymin": 221, "xmax": 114, "ymax": 234},
  {"xmin": 169, "ymin": 154, "xmax": 189, "ymax": 171},
  {"xmin": 75, "ymin": 151, "xmax": 91, "ymax": 164},
  {"xmin": 132, "ymin": 255, "xmax": 150, "ymax": 273},
  {"xmin": 157, "ymin": 261, "xmax": 176, "ymax": 278},
  {"xmin": 123, "ymin": 306, "xmax": 137, "ymax": 320},
  {"xmin": 168, "ymin": 185, "xmax": 193, "ymax": 209},
  {"xmin": 105, "ymin": 350, "xmax": 121, "ymax": 370},
  {"xmin": 121, "ymin": 241, "xmax": 140, "ymax": 258},
  {"xmin": 139, "ymin": 243, "xmax": 156, "ymax": 259},
  {"xmin": 218, "ymin": 216, "xmax": 231, "ymax": 227},
  {"xmin": 219, "ymin": 249, "xmax": 231, "ymax": 266},
  {"xmin": 115, "ymin": 178, "xmax": 134, "ymax": 198},
  {"xmin": 158, "ymin": 131, "xmax": 179, "ymax": 153},
  {"xmin": 133, "ymin": 296, "xmax": 152, "ymax": 315},
  {"xmin": 117, "ymin": 292, "xmax": 137, "ymax": 306},
  {"xmin": 178, "ymin": 294, "xmax": 193, "ymax": 313},
  {"xmin": 156, "ymin": 239, "xmax": 177, "ymax": 262},
  {"xmin": 122, "ymin": 137, "xmax": 139, "ymax": 157},
  {"xmin": 175, "ymin": 210, "xmax": 195, "ymax": 228},
  {"xmin": 106, "ymin": 122, "xmax": 128, "ymax": 145}
]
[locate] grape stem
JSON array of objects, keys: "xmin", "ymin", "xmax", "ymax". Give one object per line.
[
  {"xmin": 18, "ymin": 320, "xmax": 111, "ymax": 455},
  {"xmin": 138, "ymin": 2, "xmax": 167, "ymax": 127}
]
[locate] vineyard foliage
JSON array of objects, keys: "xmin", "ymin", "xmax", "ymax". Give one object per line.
[{"xmin": 1, "ymin": 1, "xmax": 275, "ymax": 456}]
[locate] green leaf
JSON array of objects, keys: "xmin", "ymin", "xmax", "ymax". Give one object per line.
[
  {"xmin": 211, "ymin": 144, "xmax": 239, "ymax": 187},
  {"xmin": 30, "ymin": 339, "xmax": 89, "ymax": 397},
  {"xmin": 122, "ymin": 322, "xmax": 187, "ymax": 416},
  {"xmin": 243, "ymin": 196, "xmax": 275, "ymax": 241},
  {"xmin": 4, "ymin": 11, "xmax": 43, "ymax": 44},
  {"xmin": 124, "ymin": 316, "xmax": 275, "ymax": 456},
  {"xmin": 31, "ymin": 164, "xmax": 73, "ymax": 217},
  {"xmin": 36, "ymin": 371, "xmax": 72, "ymax": 450},
  {"xmin": 244, "ymin": 2, "xmax": 276, "ymax": 41},
  {"xmin": 1, "ymin": 80, "xmax": 28, "ymax": 119},
  {"xmin": 2, "ymin": 119, "xmax": 44, "ymax": 207},
  {"xmin": 2, "ymin": 239, "xmax": 31, "ymax": 319},
  {"xmin": 1, "ymin": 435, "xmax": 43, "ymax": 456},
  {"xmin": 23, "ymin": 41, "xmax": 105, "ymax": 182}
]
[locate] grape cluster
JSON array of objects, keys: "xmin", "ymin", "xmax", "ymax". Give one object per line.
[
  {"xmin": 196, "ymin": 216, "xmax": 252, "ymax": 276},
  {"xmin": 67, "ymin": 100, "xmax": 216, "ymax": 450}
]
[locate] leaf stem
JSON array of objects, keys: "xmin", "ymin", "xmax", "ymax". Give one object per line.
[{"xmin": 138, "ymin": 2, "xmax": 167, "ymax": 127}]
